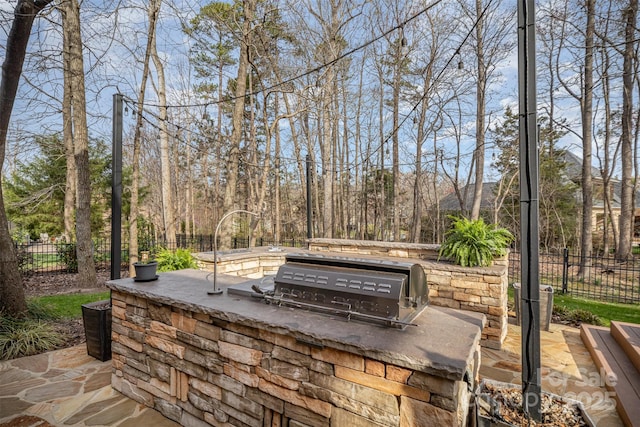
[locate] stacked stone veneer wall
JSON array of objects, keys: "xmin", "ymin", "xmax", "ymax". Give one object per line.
[
  {"xmin": 307, "ymin": 239, "xmax": 508, "ymax": 349},
  {"xmin": 197, "ymin": 252, "xmax": 287, "ymax": 279},
  {"xmin": 195, "ymin": 241, "xmax": 508, "ymax": 349},
  {"xmin": 110, "ymin": 290, "xmax": 476, "ymax": 426},
  {"xmin": 422, "ymin": 262, "xmax": 507, "ymax": 349}
]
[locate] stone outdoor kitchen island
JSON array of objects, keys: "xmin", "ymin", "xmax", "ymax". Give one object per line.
[{"xmin": 107, "ymin": 269, "xmax": 485, "ymax": 427}]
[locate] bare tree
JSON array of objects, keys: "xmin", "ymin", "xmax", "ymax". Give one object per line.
[
  {"xmin": 0, "ymin": 0, "xmax": 53, "ymax": 317},
  {"xmin": 554, "ymin": 0, "xmax": 594, "ymax": 271},
  {"xmin": 593, "ymin": 0, "xmax": 620, "ymax": 254},
  {"xmin": 148, "ymin": 0, "xmax": 176, "ymax": 244},
  {"xmin": 220, "ymin": 0, "xmax": 255, "ymax": 247},
  {"xmin": 62, "ymin": 31, "xmax": 75, "ymax": 243},
  {"xmin": 127, "ymin": 0, "xmax": 160, "ymax": 274},
  {"xmin": 457, "ymin": 0, "xmax": 515, "ymax": 221},
  {"xmin": 62, "ymin": 0, "xmax": 96, "ymax": 287},
  {"xmin": 616, "ymin": 0, "xmax": 638, "ymax": 260}
]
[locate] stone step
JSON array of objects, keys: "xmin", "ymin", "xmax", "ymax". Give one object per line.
[
  {"xmin": 580, "ymin": 324, "xmax": 640, "ymax": 427},
  {"xmin": 611, "ymin": 321, "xmax": 640, "ymax": 374}
]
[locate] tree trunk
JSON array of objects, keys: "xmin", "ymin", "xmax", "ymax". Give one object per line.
[
  {"xmin": 274, "ymin": 96, "xmax": 281, "ymax": 245},
  {"xmin": 321, "ymin": 85, "xmax": 334, "ymax": 238},
  {"xmin": 578, "ymin": 0, "xmax": 594, "ymax": 274},
  {"xmin": 616, "ymin": 0, "xmax": 637, "ymax": 261},
  {"xmin": 470, "ymin": 0, "xmax": 486, "ymax": 221},
  {"xmin": 150, "ymin": 9, "xmax": 176, "ymax": 245},
  {"xmin": 64, "ymin": 0, "xmax": 96, "ymax": 287},
  {"xmin": 62, "ymin": 37, "xmax": 75, "ymax": 243},
  {"xmin": 128, "ymin": 0, "xmax": 157, "ymax": 275},
  {"xmin": 221, "ymin": 0, "xmax": 254, "ymax": 248},
  {"xmin": 391, "ymin": 40, "xmax": 401, "ymax": 241},
  {"xmin": 0, "ymin": 0, "xmax": 52, "ymax": 317}
]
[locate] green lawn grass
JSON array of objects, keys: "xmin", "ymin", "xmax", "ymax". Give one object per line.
[
  {"xmin": 553, "ymin": 293, "xmax": 640, "ymax": 326},
  {"xmin": 508, "ymin": 285, "xmax": 640, "ymax": 326},
  {"xmin": 31, "ymin": 253, "xmax": 60, "ymax": 268},
  {"xmin": 29, "ymin": 291, "xmax": 110, "ymax": 319}
]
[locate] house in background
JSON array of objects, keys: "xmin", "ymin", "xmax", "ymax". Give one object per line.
[
  {"xmin": 437, "ymin": 151, "xmax": 640, "ymax": 249},
  {"xmin": 438, "ymin": 182, "xmax": 498, "ymax": 221},
  {"xmin": 562, "ymin": 151, "xmax": 640, "ymax": 248}
]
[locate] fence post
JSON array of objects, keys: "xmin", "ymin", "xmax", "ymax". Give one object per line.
[{"xmin": 562, "ymin": 247, "xmax": 569, "ymax": 294}]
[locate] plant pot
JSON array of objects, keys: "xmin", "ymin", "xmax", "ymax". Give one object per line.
[
  {"xmin": 513, "ymin": 283, "xmax": 554, "ymax": 331},
  {"xmin": 475, "ymin": 379, "xmax": 595, "ymax": 427},
  {"xmin": 133, "ymin": 260, "xmax": 158, "ymax": 282},
  {"xmin": 81, "ymin": 299, "xmax": 112, "ymax": 361}
]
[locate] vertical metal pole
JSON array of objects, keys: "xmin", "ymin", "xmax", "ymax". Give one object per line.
[
  {"xmin": 110, "ymin": 94, "xmax": 123, "ymax": 280},
  {"xmin": 518, "ymin": 0, "xmax": 541, "ymax": 421},
  {"xmin": 562, "ymin": 248, "xmax": 569, "ymax": 293},
  {"xmin": 306, "ymin": 154, "xmax": 313, "ymax": 240}
]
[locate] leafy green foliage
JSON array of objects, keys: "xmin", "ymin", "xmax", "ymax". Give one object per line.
[
  {"xmin": 0, "ymin": 293, "xmax": 112, "ymax": 360},
  {"xmin": 56, "ymin": 242, "xmax": 78, "ymax": 273},
  {"xmin": 15, "ymin": 245, "xmax": 33, "ymax": 276},
  {"xmin": 26, "ymin": 299, "xmax": 60, "ymax": 320},
  {"xmin": 3, "ymin": 135, "xmax": 118, "ymax": 239},
  {"xmin": 137, "ymin": 216, "xmax": 156, "ymax": 252},
  {"xmin": 156, "ymin": 248, "xmax": 198, "ymax": 272},
  {"xmin": 552, "ymin": 304, "xmax": 603, "ymax": 326},
  {"xmin": 0, "ymin": 314, "xmax": 64, "ymax": 360},
  {"xmin": 439, "ymin": 216, "xmax": 513, "ymax": 267}
]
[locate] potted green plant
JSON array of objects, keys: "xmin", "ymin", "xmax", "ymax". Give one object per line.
[
  {"xmin": 439, "ymin": 216, "xmax": 514, "ymax": 267},
  {"xmin": 133, "ymin": 259, "xmax": 158, "ymax": 281},
  {"xmin": 81, "ymin": 299, "xmax": 112, "ymax": 361}
]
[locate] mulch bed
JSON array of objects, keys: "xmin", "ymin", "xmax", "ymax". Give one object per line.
[
  {"xmin": 20, "ymin": 270, "xmax": 128, "ymax": 353},
  {"xmin": 0, "ymin": 415, "xmax": 54, "ymax": 427},
  {"xmin": 478, "ymin": 381, "xmax": 592, "ymax": 426},
  {"xmin": 22, "ymin": 269, "xmax": 123, "ymax": 297}
]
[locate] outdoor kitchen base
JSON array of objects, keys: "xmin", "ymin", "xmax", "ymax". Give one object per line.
[{"xmin": 107, "ymin": 269, "xmax": 485, "ymax": 427}]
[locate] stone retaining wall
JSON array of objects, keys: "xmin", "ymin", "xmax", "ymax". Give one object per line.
[{"xmin": 110, "ymin": 290, "xmax": 477, "ymax": 426}]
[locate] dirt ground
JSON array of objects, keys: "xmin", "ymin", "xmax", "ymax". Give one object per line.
[{"xmin": 22, "ymin": 269, "xmax": 129, "ymax": 352}]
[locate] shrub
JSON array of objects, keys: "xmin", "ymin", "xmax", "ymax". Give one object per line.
[
  {"xmin": 439, "ymin": 216, "xmax": 513, "ymax": 267},
  {"xmin": 56, "ymin": 242, "xmax": 78, "ymax": 273},
  {"xmin": 15, "ymin": 245, "xmax": 33, "ymax": 276},
  {"xmin": 156, "ymin": 248, "xmax": 198, "ymax": 272},
  {"xmin": 569, "ymin": 309, "xmax": 603, "ymax": 326},
  {"xmin": 553, "ymin": 304, "xmax": 603, "ymax": 326},
  {"xmin": 26, "ymin": 299, "xmax": 60, "ymax": 320},
  {"xmin": 0, "ymin": 317, "xmax": 64, "ymax": 360}
]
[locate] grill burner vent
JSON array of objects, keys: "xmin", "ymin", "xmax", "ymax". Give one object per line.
[{"xmin": 262, "ymin": 253, "xmax": 428, "ymax": 328}]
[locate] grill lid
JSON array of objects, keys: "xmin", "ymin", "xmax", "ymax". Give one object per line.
[{"xmin": 246, "ymin": 253, "xmax": 428, "ymax": 329}]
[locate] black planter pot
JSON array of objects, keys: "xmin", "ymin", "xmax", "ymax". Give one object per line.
[
  {"xmin": 81, "ymin": 299, "xmax": 112, "ymax": 361},
  {"xmin": 133, "ymin": 261, "xmax": 158, "ymax": 282}
]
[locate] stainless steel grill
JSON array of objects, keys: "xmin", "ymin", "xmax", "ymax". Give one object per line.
[{"xmin": 249, "ymin": 253, "xmax": 428, "ymax": 328}]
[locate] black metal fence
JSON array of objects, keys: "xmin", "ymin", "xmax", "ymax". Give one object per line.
[
  {"xmin": 508, "ymin": 249, "xmax": 640, "ymax": 304},
  {"xmin": 14, "ymin": 236, "xmax": 306, "ymax": 276},
  {"xmin": 15, "ymin": 239, "xmax": 640, "ymax": 304}
]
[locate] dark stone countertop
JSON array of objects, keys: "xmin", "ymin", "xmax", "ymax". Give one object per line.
[{"xmin": 106, "ymin": 269, "xmax": 485, "ymax": 381}]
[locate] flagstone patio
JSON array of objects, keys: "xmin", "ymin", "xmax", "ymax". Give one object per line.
[{"xmin": 0, "ymin": 321, "xmax": 624, "ymax": 426}]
